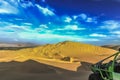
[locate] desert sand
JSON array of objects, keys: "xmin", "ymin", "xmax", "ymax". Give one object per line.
[{"xmin": 0, "ymin": 41, "xmax": 117, "ymax": 80}]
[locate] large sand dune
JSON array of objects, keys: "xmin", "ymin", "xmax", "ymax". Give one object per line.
[{"xmin": 0, "ymin": 41, "xmax": 117, "ymax": 80}]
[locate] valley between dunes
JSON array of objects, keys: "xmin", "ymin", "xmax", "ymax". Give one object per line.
[{"xmin": 0, "ymin": 41, "xmax": 117, "ymax": 80}]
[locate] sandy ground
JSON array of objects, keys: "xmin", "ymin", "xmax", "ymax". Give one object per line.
[{"xmin": 0, "ymin": 60, "xmax": 92, "ymax": 80}]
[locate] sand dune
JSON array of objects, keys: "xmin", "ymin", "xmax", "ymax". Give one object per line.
[
  {"xmin": 0, "ymin": 41, "xmax": 117, "ymax": 80},
  {"xmin": 0, "ymin": 41, "xmax": 116, "ymax": 62}
]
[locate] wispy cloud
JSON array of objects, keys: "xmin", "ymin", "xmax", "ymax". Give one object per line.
[
  {"xmin": 64, "ymin": 25, "xmax": 85, "ymax": 30},
  {"xmin": 20, "ymin": 1, "xmax": 34, "ymax": 8},
  {"xmin": 22, "ymin": 23, "xmax": 33, "ymax": 26},
  {"xmin": 73, "ymin": 13, "xmax": 87, "ymax": 20},
  {"xmin": 100, "ymin": 20, "xmax": 120, "ymax": 30},
  {"xmin": 63, "ymin": 16, "xmax": 72, "ymax": 23},
  {"xmin": 86, "ymin": 17, "xmax": 97, "ymax": 23},
  {"xmin": 56, "ymin": 25, "xmax": 86, "ymax": 31},
  {"xmin": 79, "ymin": 13, "xmax": 87, "ymax": 20},
  {"xmin": 72, "ymin": 13, "xmax": 97, "ymax": 23},
  {"xmin": 0, "ymin": 0, "xmax": 19, "ymax": 14},
  {"xmin": 0, "ymin": 21, "xmax": 32, "ymax": 32},
  {"xmin": 110, "ymin": 31, "xmax": 120, "ymax": 38},
  {"xmin": 35, "ymin": 24, "xmax": 49, "ymax": 32},
  {"xmin": 89, "ymin": 33, "xmax": 107, "ymax": 37},
  {"xmin": 111, "ymin": 31, "xmax": 120, "ymax": 35},
  {"xmin": 36, "ymin": 4, "xmax": 55, "ymax": 16}
]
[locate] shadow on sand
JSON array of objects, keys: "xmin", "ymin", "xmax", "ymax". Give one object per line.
[
  {"xmin": 77, "ymin": 62, "xmax": 92, "ymax": 72},
  {"xmin": 0, "ymin": 60, "xmax": 92, "ymax": 80}
]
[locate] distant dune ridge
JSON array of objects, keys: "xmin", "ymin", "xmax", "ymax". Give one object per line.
[
  {"xmin": 102, "ymin": 45, "xmax": 120, "ymax": 51},
  {"xmin": 0, "ymin": 43, "xmax": 36, "ymax": 47},
  {"xmin": 0, "ymin": 43, "xmax": 37, "ymax": 50},
  {"xmin": 0, "ymin": 41, "xmax": 117, "ymax": 80}
]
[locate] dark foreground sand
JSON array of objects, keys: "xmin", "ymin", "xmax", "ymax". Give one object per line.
[{"xmin": 0, "ymin": 60, "xmax": 91, "ymax": 80}]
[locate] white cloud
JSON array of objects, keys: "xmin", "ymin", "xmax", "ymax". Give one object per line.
[
  {"xmin": 0, "ymin": 22, "xmax": 32, "ymax": 32},
  {"xmin": 79, "ymin": 14, "xmax": 87, "ymax": 20},
  {"xmin": 9, "ymin": 25, "xmax": 32, "ymax": 31},
  {"xmin": 0, "ymin": 21, "xmax": 50, "ymax": 34},
  {"xmin": 36, "ymin": 4, "xmax": 55, "ymax": 16},
  {"xmin": 90, "ymin": 33, "xmax": 107, "ymax": 37},
  {"xmin": 100, "ymin": 20, "xmax": 120, "ymax": 30},
  {"xmin": 73, "ymin": 13, "xmax": 97, "ymax": 23},
  {"xmin": 0, "ymin": 0, "xmax": 19, "ymax": 14},
  {"xmin": 64, "ymin": 25, "xmax": 85, "ymax": 30},
  {"xmin": 64, "ymin": 16, "xmax": 72, "ymax": 23},
  {"xmin": 86, "ymin": 17, "xmax": 97, "ymax": 23},
  {"xmin": 20, "ymin": 1, "xmax": 34, "ymax": 8},
  {"xmin": 73, "ymin": 15, "xmax": 78, "ymax": 19},
  {"xmin": 39, "ymin": 24, "xmax": 48, "ymax": 28},
  {"xmin": 110, "ymin": 31, "xmax": 120, "ymax": 39},
  {"xmin": 86, "ymin": 18, "xmax": 93, "ymax": 22},
  {"xmin": 35, "ymin": 24, "xmax": 48, "ymax": 32},
  {"xmin": 23, "ymin": 23, "xmax": 32, "ymax": 26},
  {"xmin": 111, "ymin": 31, "xmax": 120, "ymax": 35},
  {"xmin": 73, "ymin": 13, "xmax": 87, "ymax": 20},
  {"xmin": 56, "ymin": 25, "xmax": 86, "ymax": 31}
]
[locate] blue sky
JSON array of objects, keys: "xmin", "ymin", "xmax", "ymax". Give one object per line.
[{"xmin": 0, "ymin": 0, "xmax": 120, "ymax": 45}]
